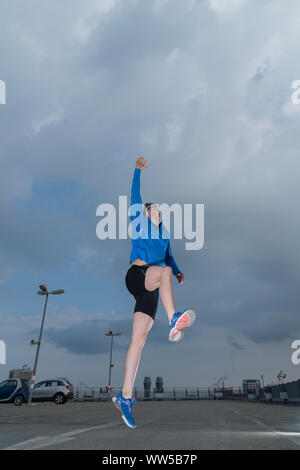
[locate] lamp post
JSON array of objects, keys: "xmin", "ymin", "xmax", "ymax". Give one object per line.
[
  {"xmin": 27, "ymin": 285, "xmax": 64, "ymax": 405},
  {"xmin": 105, "ymin": 331, "xmax": 122, "ymax": 394}
]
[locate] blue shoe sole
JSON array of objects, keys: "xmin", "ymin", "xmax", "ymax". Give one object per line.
[{"xmin": 112, "ymin": 396, "xmax": 136, "ymax": 429}]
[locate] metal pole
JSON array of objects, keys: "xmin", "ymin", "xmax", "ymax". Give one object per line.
[
  {"xmin": 108, "ymin": 334, "xmax": 114, "ymax": 390},
  {"xmin": 27, "ymin": 293, "xmax": 49, "ymax": 404}
]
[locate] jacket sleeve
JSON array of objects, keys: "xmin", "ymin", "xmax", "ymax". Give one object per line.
[
  {"xmin": 165, "ymin": 240, "xmax": 181, "ymax": 276},
  {"xmin": 130, "ymin": 168, "xmax": 143, "ymax": 221}
]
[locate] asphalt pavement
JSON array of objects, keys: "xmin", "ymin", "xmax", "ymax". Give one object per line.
[{"xmin": 1, "ymin": 400, "xmax": 300, "ymax": 450}]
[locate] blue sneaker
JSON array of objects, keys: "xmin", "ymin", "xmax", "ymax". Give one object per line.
[
  {"xmin": 169, "ymin": 308, "xmax": 195, "ymax": 342},
  {"xmin": 112, "ymin": 391, "xmax": 136, "ymax": 428}
]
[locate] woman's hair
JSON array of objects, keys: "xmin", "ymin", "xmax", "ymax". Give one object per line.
[{"xmin": 144, "ymin": 202, "xmax": 154, "ymax": 217}]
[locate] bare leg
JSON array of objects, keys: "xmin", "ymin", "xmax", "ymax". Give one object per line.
[
  {"xmin": 145, "ymin": 266, "xmax": 176, "ymax": 324},
  {"xmin": 122, "ymin": 311, "xmax": 153, "ymax": 399}
]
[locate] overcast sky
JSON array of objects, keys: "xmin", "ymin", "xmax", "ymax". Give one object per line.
[{"xmin": 1, "ymin": 0, "xmax": 300, "ymax": 389}]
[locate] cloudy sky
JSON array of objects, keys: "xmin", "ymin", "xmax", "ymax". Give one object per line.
[{"xmin": 1, "ymin": 0, "xmax": 300, "ymax": 389}]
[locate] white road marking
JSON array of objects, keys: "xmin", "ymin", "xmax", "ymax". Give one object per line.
[
  {"xmin": 4, "ymin": 436, "xmax": 74, "ymax": 450},
  {"xmin": 227, "ymin": 406, "xmax": 300, "ymax": 448},
  {"xmin": 3, "ymin": 422, "xmax": 121, "ymax": 450},
  {"xmin": 0, "ymin": 415, "xmax": 26, "ymax": 419}
]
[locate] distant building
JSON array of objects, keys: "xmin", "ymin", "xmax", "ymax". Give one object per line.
[
  {"xmin": 9, "ymin": 365, "xmax": 32, "ymax": 382},
  {"xmin": 242, "ymin": 379, "xmax": 261, "ymax": 394}
]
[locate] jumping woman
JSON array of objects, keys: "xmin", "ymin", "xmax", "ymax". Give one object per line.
[{"xmin": 112, "ymin": 157, "xmax": 196, "ymax": 428}]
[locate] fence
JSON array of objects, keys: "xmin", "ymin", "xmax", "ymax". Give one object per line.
[
  {"xmin": 71, "ymin": 380, "xmax": 300, "ymax": 404},
  {"xmin": 73, "ymin": 386, "xmax": 213, "ymax": 402}
]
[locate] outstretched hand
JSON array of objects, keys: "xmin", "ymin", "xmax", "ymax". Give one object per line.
[
  {"xmin": 136, "ymin": 157, "xmax": 149, "ymax": 170},
  {"xmin": 176, "ymin": 272, "xmax": 184, "ymax": 284}
]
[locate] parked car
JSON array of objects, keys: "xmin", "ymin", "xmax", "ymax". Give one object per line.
[
  {"xmin": 0, "ymin": 378, "xmax": 29, "ymax": 406},
  {"xmin": 31, "ymin": 378, "xmax": 73, "ymax": 404}
]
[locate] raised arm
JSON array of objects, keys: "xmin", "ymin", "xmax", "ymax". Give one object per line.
[{"xmin": 130, "ymin": 157, "xmax": 149, "ymax": 221}]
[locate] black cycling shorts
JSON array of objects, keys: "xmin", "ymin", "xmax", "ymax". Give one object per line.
[{"xmin": 125, "ymin": 265, "xmax": 159, "ymax": 320}]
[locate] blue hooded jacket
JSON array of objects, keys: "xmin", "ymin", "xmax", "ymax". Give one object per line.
[{"xmin": 129, "ymin": 168, "xmax": 181, "ymax": 277}]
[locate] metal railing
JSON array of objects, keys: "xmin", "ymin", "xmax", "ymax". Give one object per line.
[
  {"xmin": 72, "ymin": 386, "xmax": 213, "ymax": 402},
  {"xmin": 71, "ymin": 382, "xmax": 300, "ymax": 404}
]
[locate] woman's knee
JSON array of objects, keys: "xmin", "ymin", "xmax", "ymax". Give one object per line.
[
  {"xmin": 131, "ymin": 332, "xmax": 147, "ymax": 348},
  {"xmin": 145, "ymin": 266, "xmax": 161, "ymax": 290},
  {"xmin": 161, "ymin": 266, "xmax": 172, "ymax": 278}
]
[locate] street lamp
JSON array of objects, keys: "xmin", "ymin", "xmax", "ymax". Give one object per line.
[
  {"xmin": 105, "ymin": 331, "xmax": 122, "ymax": 393},
  {"xmin": 27, "ymin": 284, "xmax": 65, "ymax": 405}
]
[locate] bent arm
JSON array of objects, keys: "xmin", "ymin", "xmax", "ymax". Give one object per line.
[{"xmin": 165, "ymin": 240, "xmax": 181, "ymax": 276}]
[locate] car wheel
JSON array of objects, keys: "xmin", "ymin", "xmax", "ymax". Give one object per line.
[
  {"xmin": 54, "ymin": 393, "xmax": 66, "ymax": 405},
  {"xmin": 14, "ymin": 395, "xmax": 24, "ymax": 406}
]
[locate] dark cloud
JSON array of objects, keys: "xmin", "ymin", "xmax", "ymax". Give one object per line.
[
  {"xmin": 43, "ymin": 318, "xmax": 132, "ymax": 355},
  {"xmin": 227, "ymin": 336, "xmax": 245, "ymax": 351},
  {"xmin": 243, "ymin": 311, "xmax": 300, "ymax": 344}
]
